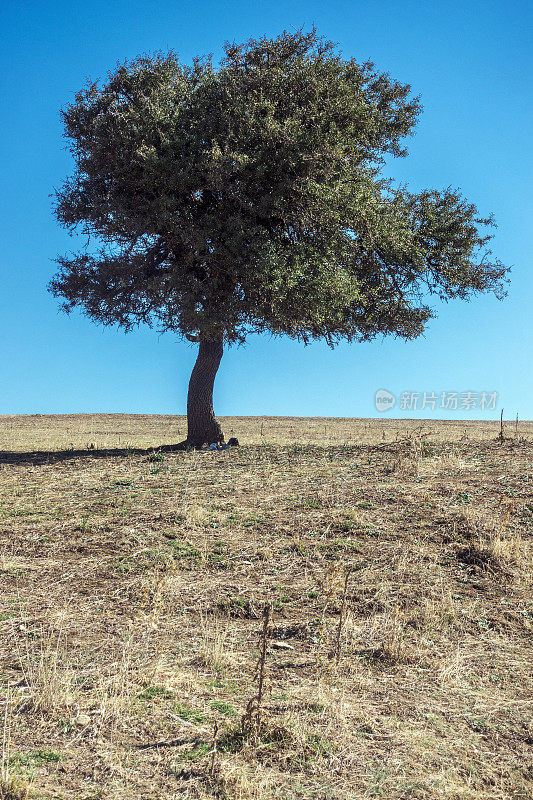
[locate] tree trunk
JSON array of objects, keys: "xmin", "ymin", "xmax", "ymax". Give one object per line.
[{"xmin": 186, "ymin": 336, "xmax": 224, "ymax": 448}]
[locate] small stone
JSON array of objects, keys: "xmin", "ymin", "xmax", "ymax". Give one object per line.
[
  {"xmin": 270, "ymin": 641, "xmax": 295, "ymax": 650},
  {"xmin": 76, "ymin": 713, "xmax": 91, "ymax": 726}
]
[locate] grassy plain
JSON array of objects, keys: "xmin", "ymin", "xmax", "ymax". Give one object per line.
[{"xmin": 0, "ymin": 415, "xmax": 531, "ymax": 800}]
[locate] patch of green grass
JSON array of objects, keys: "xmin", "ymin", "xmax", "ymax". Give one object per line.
[
  {"xmin": 469, "ymin": 717, "xmax": 491, "ymax": 731},
  {"xmin": 137, "ymin": 685, "xmax": 174, "ymax": 701},
  {"xmin": 240, "ymin": 513, "xmax": 269, "ymax": 527},
  {"xmin": 222, "ymin": 595, "xmax": 246, "ymax": 609},
  {"xmin": 454, "ymin": 491, "xmax": 472, "ymax": 504},
  {"xmin": 168, "ymin": 541, "xmax": 201, "ymax": 559},
  {"xmin": 208, "ymin": 678, "xmax": 240, "ymax": 692},
  {"xmin": 304, "ymin": 734, "xmax": 336, "ymax": 756},
  {"xmin": 207, "ymin": 549, "xmax": 229, "ymax": 568},
  {"xmin": 10, "ymin": 750, "xmax": 63, "ymax": 768},
  {"xmin": 173, "ymin": 703, "xmax": 205, "ymax": 723},
  {"xmin": 283, "ymin": 541, "xmax": 307, "ymax": 556},
  {"xmin": 332, "ymin": 514, "xmax": 361, "ymax": 533},
  {"xmin": 210, "ymin": 700, "xmax": 237, "ymax": 716},
  {"xmin": 366, "ymin": 766, "xmax": 392, "ymax": 796},
  {"xmin": 117, "ymin": 543, "xmax": 191, "ymax": 573},
  {"xmin": 177, "ymin": 742, "xmax": 211, "ymax": 763},
  {"xmin": 115, "ymin": 556, "xmax": 136, "ymax": 574},
  {"xmin": 300, "ymin": 496, "xmax": 323, "ymax": 509},
  {"xmin": 2, "ymin": 508, "xmax": 41, "ymax": 518},
  {"xmin": 317, "ymin": 538, "xmax": 361, "ymax": 557},
  {"xmin": 57, "ymin": 716, "xmax": 76, "ymax": 734},
  {"xmin": 147, "ymin": 452, "xmax": 165, "ymax": 462}
]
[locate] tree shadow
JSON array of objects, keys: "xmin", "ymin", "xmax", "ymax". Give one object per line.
[{"xmin": 0, "ymin": 442, "xmax": 189, "ymax": 466}]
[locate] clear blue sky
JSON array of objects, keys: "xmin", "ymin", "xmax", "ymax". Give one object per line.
[{"xmin": 1, "ymin": 0, "xmax": 531, "ymax": 420}]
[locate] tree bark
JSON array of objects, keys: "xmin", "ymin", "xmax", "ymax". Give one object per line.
[{"xmin": 186, "ymin": 336, "xmax": 224, "ymax": 448}]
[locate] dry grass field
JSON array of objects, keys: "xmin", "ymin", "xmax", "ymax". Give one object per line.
[{"xmin": 0, "ymin": 415, "xmax": 531, "ymax": 800}]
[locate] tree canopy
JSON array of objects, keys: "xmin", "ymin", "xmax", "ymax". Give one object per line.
[{"xmin": 50, "ymin": 29, "xmax": 508, "ymax": 349}]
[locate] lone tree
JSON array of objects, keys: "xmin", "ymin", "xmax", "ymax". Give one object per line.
[{"xmin": 50, "ymin": 29, "xmax": 508, "ymax": 447}]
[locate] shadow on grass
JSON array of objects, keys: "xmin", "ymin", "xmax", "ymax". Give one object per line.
[
  {"xmin": 134, "ymin": 736, "xmax": 193, "ymax": 751},
  {"xmin": 0, "ymin": 442, "xmax": 189, "ymax": 466}
]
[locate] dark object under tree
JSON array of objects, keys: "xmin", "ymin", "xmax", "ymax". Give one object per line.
[{"xmin": 49, "ymin": 29, "xmax": 508, "ymax": 447}]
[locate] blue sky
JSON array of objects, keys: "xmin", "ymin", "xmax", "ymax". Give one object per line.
[{"xmin": 1, "ymin": 0, "xmax": 531, "ymax": 420}]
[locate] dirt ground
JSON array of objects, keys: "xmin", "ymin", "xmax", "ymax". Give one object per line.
[{"xmin": 0, "ymin": 415, "xmax": 531, "ymax": 800}]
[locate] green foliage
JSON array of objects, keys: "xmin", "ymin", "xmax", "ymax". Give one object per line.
[
  {"xmin": 137, "ymin": 685, "xmax": 174, "ymax": 700},
  {"xmin": 210, "ymin": 700, "xmax": 237, "ymax": 716},
  {"xmin": 168, "ymin": 540, "xmax": 201, "ymax": 559},
  {"xmin": 50, "ymin": 29, "xmax": 508, "ymax": 345},
  {"xmin": 147, "ymin": 452, "xmax": 165, "ymax": 462},
  {"xmin": 317, "ymin": 538, "xmax": 362, "ymax": 558},
  {"xmin": 173, "ymin": 703, "xmax": 205, "ymax": 723},
  {"xmin": 9, "ymin": 751, "xmax": 63, "ymax": 768}
]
